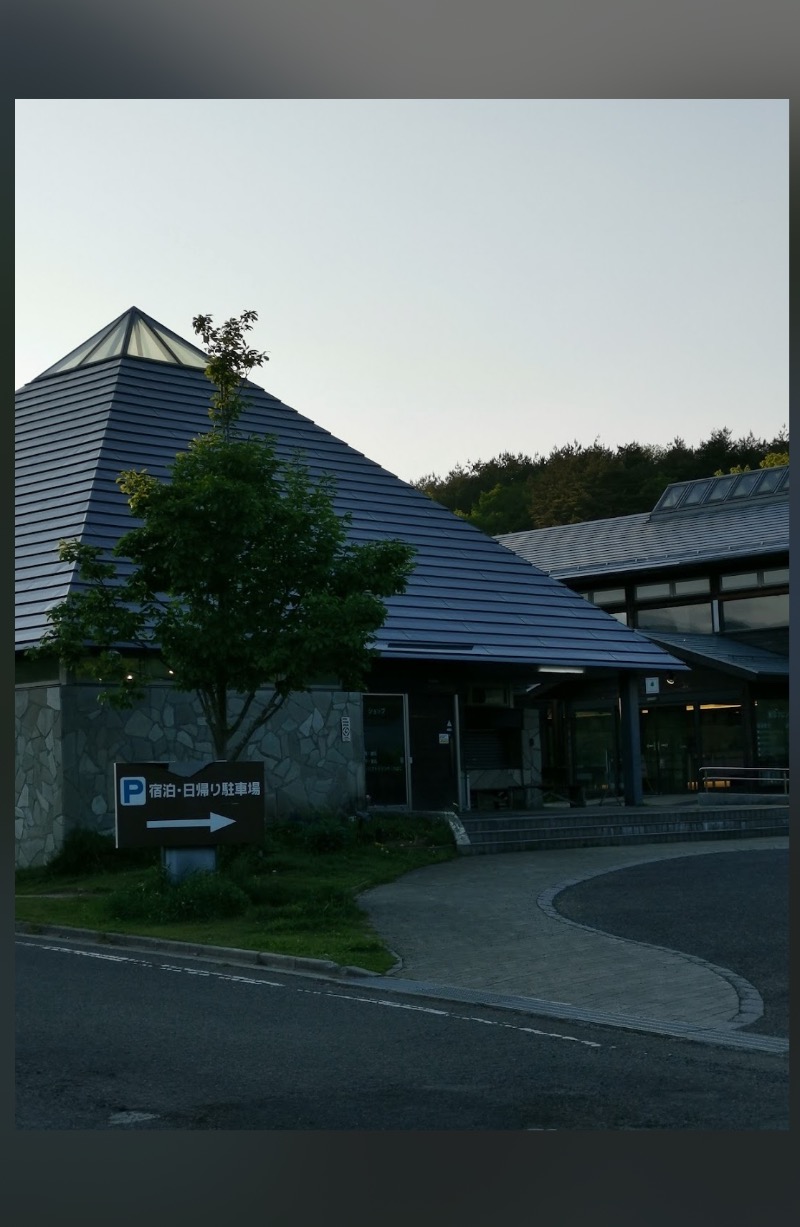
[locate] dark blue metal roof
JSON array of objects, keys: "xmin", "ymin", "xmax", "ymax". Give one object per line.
[
  {"xmin": 641, "ymin": 632, "xmax": 789, "ymax": 680},
  {"xmin": 16, "ymin": 313, "xmax": 685, "ymax": 674},
  {"xmin": 498, "ymin": 474, "xmax": 789, "ymax": 582}
]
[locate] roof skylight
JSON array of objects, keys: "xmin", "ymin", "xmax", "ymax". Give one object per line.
[
  {"xmin": 34, "ymin": 307, "xmax": 209, "ymax": 380},
  {"xmin": 651, "ymin": 465, "xmax": 789, "ymax": 514}
]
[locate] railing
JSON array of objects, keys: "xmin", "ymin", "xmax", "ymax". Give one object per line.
[{"xmin": 698, "ymin": 766, "xmax": 789, "ymax": 795}]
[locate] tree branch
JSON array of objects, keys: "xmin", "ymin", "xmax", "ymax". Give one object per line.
[
  {"xmin": 228, "ymin": 691, "xmax": 289, "ymax": 762},
  {"xmin": 226, "ymin": 690, "xmax": 257, "ymax": 740}
]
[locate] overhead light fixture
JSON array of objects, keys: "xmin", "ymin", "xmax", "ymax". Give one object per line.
[
  {"xmin": 538, "ymin": 666, "xmax": 585, "ymax": 675},
  {"xmin": 666, "ymin": 673, "xmax": 676, "ymax": 685},
  {"xmin": 525, "ymin": 683, "xmax": 542, "ymax": 693}
]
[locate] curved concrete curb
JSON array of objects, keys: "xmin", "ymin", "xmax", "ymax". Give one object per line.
[
  {"xmin": 14, "ymin": 921, "xmax": 378, "ymax": 980},
  {"xmin": 537, "ymin": 859, "xmax": 765, "ymax": 1030},
  {"xmin": 16, "ymin": 921, "xmax": 788, "ymax": 1055},
  {"xmin": 355, "ymin": 977, "xmax": 789, "ymax": 1055}
]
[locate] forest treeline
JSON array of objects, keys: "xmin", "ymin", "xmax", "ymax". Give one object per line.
[{"xmin": 412, "ymin": 427, "xmax": 789, "ymax": 535}]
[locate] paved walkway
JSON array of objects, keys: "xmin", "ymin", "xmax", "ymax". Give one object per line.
[{"xmin": 358, "ymin": 836, "xmax": 789, "ymax": 1046}]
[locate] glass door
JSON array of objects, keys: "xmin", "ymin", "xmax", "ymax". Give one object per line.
[
  {"xmin": 571, "ymin": 708, "xmax": 620, "ymax": 799},
  {"xmin": 362, "ymin": 694, "xmax": 409, "ymax": 806},
  {"xmin": 640, "ymin": 706, "xmax": 697, "ymax": 794}
]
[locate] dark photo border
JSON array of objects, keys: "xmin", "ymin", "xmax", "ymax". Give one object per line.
[{"xmin": 8, "ymin": 3, "xmax": 795, "ymax": 1224}]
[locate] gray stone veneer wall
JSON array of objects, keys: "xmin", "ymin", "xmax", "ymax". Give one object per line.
[
  {"xmin": 16, "ymin": 682, "xmax": 366, "ymax": 868},
  {"xmin": 15, "ymin": 685, "xmax": 65, "ymax": 868}
]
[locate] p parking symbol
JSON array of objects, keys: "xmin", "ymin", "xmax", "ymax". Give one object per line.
[{"xmin": 120, "ymin": 776, "xmax": 146, "ymax": 806}]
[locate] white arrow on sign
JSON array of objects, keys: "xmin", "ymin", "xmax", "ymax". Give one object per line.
[{"xmin": 145, "ymin": 813, "xmax": 236, "ymax": 833}]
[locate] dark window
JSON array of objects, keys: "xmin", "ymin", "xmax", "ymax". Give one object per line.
[
  {"xmin": 636, "ymin": 603, "xmax": 713, "ymax": 633},
  {"xmin": 721, "ymin": 594, "xmax": 789, "ymax": 632}
]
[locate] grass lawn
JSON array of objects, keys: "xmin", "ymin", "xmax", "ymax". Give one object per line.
[{"xmin": 15, "ymin": 815, "xmax": 458, "ymax": 973}]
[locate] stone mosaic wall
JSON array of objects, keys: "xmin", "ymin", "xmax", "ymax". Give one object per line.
[
  {"xmin": 16, "ymin": 682, "xmax": 366, "ymax": 868},
  {"xmin": 15, "ymin": 685, "xmax": 65, "ymax": 869}
]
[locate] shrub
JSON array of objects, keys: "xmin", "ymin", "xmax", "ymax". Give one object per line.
[
  {"xmin": 217, "ymin": 843, "xmax": 271, "ymax": 882},
  {"xmin": 355, "ymin": 813, "xmax": 454, "ymax": 848},
  {"xmin": 299, "ymin": 886, "xmax": 359, "ymax": 919},
  {"xmin": 48, "ymin": 827, "xmax": 158, "ymax": 876},
  {"xmin": 168, "ymin": 870, "xmax": 249, "ymax": 920},
  {"xmin": 301, "ymin": 819, "xmax": 354, "ymax": 854},
  {"xmin": 236, "ymin": 876, "xmax": 296, "ymax": 907},
  {"xmin": 105, "ymin": 868, "xmax": 249, "ymax": 923},
  {"xmin": 267, "ymin": 821, "xmax": 307, "ymax": 849},
  {"xmin": 48, "ymin": 827, "xmax": 114, "ymax": 874}
]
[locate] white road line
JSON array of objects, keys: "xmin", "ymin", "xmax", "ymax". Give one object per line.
[
  {"xmin": 297, "ymin": 987, "xmax": 602, "ymax": 1047},
  {"xmin": 18, "ymin": 940, "xmax": 602, "ymax": 1047},
  {"xmin": 17, "ymin": 942, "xmax": 285, "ymax": 987},
  {"xmin": 18, "ymin": 942, "xmax": 133, "ymax": 963},
  {"xmin": 463, "ymin": 1015, "xmax": 601, "ymax": 1047},
  {"xmin": 298, "ymin": 987, "xmax": 450, "ymax": 1015}
]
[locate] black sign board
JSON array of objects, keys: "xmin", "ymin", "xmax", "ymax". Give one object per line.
[{"xmin": 114, "ymin": 761, "xmax": 265, "ymax": 849}]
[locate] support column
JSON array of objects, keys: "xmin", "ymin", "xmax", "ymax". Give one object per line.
[
  {"xmin": 619, "ymin": 672, "xmax": 643, "ymax": 807},
  {"xmin": 162, "ymin": 846, "xmax": 217, "ymax": 883}
]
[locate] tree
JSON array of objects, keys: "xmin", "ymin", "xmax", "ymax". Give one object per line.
[
  {"xmin": 413, "ymin": 426, "xmax": 789, "ymax": 535},
  {"xmin": 459, "ymin": 481, "xmax": 534, "ymax": 535},
  {"xmin": 526, "ymin": 440, "xmax": 621, "ymax": 527},
  {"xmin": 415, "ymin": 451, "xmax": 541, "ymax": 519},
  {"xmin": 32, "ymin": 311, "xmax": 416, "ymax": 761}
]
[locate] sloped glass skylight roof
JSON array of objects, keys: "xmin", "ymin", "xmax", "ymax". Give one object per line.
[
  {"xmin": 34, "ymin": 307, "xmax": 209, "ymax": 380},
  {"xmin": 652, "ymin": 465, "xmax": 789, "ymax": 514}
]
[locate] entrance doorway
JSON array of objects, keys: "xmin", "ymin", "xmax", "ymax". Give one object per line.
[
  {"xmin": 408, "ymin": 692, "xmax": 459, "ymax": 810},
  {"xmin": 640, "ymin": 703, "xmax": 744, "ymax": 794},
  {"xmin": 571, "ymin": 708, "xmax": 621, "ymax": 799},
  {"xmin": 362, "ymin": 694, "xmax": 409, "ymax": 806},
  {"xmin": 640, "ymin": 706, "xmax": 696, "ymax": 793}
]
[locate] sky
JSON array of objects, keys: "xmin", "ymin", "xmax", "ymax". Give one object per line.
[{"xmin": 15, "ymin": 99, "xmax": 788, "ymax": 485}]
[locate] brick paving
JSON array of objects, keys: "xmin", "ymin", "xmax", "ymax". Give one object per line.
[{"xmin": 358, "ymin": 836, "xmax": 789, "ymax": 1033}]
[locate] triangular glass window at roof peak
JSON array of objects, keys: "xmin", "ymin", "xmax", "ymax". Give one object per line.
[{"xmin": 34, "ymin": 307, "xmax": 210, "ymax": 380}]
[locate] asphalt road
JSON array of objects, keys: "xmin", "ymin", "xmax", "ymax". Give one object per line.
[
  {"xmin": 15, "ymin": 936, "xmax": 789, "ymax": 1130},
  {"xmin": 552, "ymin": 849, "xmax": 789, "ymax": 1036}
]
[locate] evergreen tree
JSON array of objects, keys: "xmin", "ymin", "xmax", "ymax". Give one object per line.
[{"xmin": 414, "ymin": 427, "xmax": 788, "ymax": 535}]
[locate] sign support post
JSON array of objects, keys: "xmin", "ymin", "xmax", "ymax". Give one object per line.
[{"xmin": 161, "ymin": 846, "xmax": 217, "ymax": 883}]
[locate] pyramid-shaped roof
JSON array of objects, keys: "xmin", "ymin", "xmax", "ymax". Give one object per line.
[
  {"xmin": 34, "ymin": 307, "xmax": 210, "ymax": 380},
  {"xmin": 15, "ymin": 309, "xmax": 685, "ymax": 675}
]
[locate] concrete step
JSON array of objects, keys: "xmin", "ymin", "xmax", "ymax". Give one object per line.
[
  {"xmin": 460, "ymin": 805, "xmax": 786, "ymax": 830},
  {"xmin": 462, "ymin": 828, "xmax": 789, "ymax": 854},
  {"xmin": 456, "ymin": 808, "xmax": 788, "ymax": 854}
]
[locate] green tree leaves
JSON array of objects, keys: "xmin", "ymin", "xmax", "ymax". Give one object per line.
[
  {"xmin": 414, "ymin": 427, "xmax": 789, "ymax": 534},
  {"xmin": 32, "ymin": 311, "xmax": 416, "ymax": 759}
]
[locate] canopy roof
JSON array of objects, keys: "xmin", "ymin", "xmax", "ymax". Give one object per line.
[{"xmin": 642, "ymin": 632, "xmax": 789, "ymax": 680}]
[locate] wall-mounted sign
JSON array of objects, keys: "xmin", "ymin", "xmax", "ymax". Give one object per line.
[
  {"xmin": 341, "ymin": 716, "xmax": 352, "ymax": 742},
  {"xmin": 644, "ymin": 677, "xmax": 660, "ymax": 695},
  {"xmin": 114, "ymin": 761, "xmax": 265, "ymax": 849}
]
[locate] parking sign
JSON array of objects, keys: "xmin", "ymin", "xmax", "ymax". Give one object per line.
[
  {"xmin": 119, "ymin": 776, "xmax": 147, "ymax": 806},
  {"xmin": 114, "ymin": 761, "xmax": 265, "ymax": 848}
]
